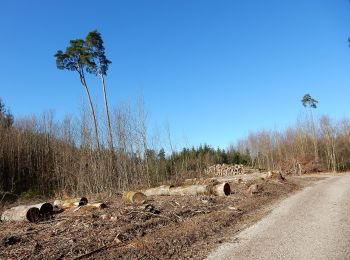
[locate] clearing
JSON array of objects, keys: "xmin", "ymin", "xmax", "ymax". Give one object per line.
[{"xmin": 0, "ymin": 173, "xmax": 326, "ymax": 259}]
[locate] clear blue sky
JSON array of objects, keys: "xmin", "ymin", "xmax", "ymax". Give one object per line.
[{"xmin": 1, "ymin": 1, "xmax": 350, "ymax": 149}]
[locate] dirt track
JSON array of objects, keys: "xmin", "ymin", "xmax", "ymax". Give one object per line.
[{"xmin": 207, "ymin": 174, "xmax": 350, "ymax": 260}]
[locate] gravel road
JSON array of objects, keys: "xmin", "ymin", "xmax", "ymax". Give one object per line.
[{"xmin": 207, "ymin": 174, "xmax": 350, "ymax": 260}]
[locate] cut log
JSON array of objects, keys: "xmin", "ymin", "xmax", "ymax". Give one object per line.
[
  {"xmin": 169, "ymin": 185, "xmax": 210, "ymax": 196},
  {"xmin": 1, "ymin": 205, "xmax": 41, "ymax": 222},
  {"xmin": 143, "ymin": 185, "xmax": 172, "ymax": 196},
  {"xmin": 169, "ymin": 183, "xmax": 231, "ymax": 196},
  {"xmin": 122, "ymin": 191, "xmax": 147, "ymax": 205},
  {"xmin": 53, "ymin": 197, "xmax": 88, "ymax": 209},
  {"xmin": 143, "ymin": 182, "xmax": 231, "ymax": 197},
  {"xmin": 209, "ymin": 182, "xmax": 231, "ymax": 196},
  {"xmin": 32, "ymin": 202, "xmax": 54, "ymax": 214}
]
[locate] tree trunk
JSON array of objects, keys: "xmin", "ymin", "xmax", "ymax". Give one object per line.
[
  {"xmin": 1, "ymin": 202, "xmax": 53, "ymax": 222},
  {"xmin": 99, "ymin": 73, "xmax": 113, "ymax": 151},
  {"xmin": 169, "ymin": 185, "xmax": 209, "ymax": 196},
  {"xmin": 1, "ymin": 206, "xmax": 40, "ymax": 222},
  {"xmin": 143, "ymin": 183, "xmax": 231, "ymax": 197},
  {"xmin": 80, "ymin": 75, "xmax": 100, "ymax": 151},
  {"xmin": 143, "ymin": 185, "xmax": 171, "ymax": 196},
  {"xmin": 310, "ymin": 110, "xmax": 319, "ymax": 163},
  {"xmin": 209, "ymin": 182, "xmax": 231, "ymax": 196}
]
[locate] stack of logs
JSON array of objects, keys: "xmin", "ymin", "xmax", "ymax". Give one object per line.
[{"xmin": 204, "ymin": 164, "xmax": 244, "ymax": 176}]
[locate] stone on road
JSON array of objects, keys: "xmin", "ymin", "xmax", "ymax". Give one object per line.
[{"xmin": 207, "ymin": 174, "xmax": 350, "ymax": 260}]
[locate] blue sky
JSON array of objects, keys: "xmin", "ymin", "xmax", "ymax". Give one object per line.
[{"xmin": 1, "ymin": 1, "xmax": 350, "ymax": 149}]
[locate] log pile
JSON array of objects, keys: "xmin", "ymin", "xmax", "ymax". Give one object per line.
[{"xmin": 205, "ymin": 164, "xmax": 244, "ymax": 177}]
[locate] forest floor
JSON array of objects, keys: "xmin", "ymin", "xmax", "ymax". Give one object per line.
[{"xmin": 0, "ymin": 174, "xmax": 327, "ymax": 259}]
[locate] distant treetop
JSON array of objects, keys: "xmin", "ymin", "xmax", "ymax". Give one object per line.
[{"xmin": 302, "ymin": 94, "xmax": 318, "ymax": 109}]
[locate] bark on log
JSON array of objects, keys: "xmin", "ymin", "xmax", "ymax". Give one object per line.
[
  {"xmin": 53, "ymin": 197, "xmax": 88, "ymax": 209},
  {"xmin": 122, "ymin": 192, "xmax": 147, "ymax": 205},
  {"xmin": 209, "ymin": 182, "xmax": 231, "ymax": 196},
  {"xmin": 169, "ymin": 185, "xmax": 210, "ymax": 196},
  {"xmin": 143, "ymin": 186, "xmax": 172, "ymax": 196},
  {"xmin": 32, "ymin": 202, "xmax": 54, "ymax": 214},
  {"xmin": 144, "ymin": 183, "xmax": 231, "ymax": 197},
  {"xmin": 1, "ymin": 205, "xmax": 41, "ymax": 222}
]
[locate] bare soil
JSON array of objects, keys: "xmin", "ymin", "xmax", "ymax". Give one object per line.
[{"xmin": 0, "ymin": 176, "xmax": 321, "ymax": 260}]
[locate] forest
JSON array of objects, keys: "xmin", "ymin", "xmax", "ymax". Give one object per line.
[
  {"xmin": 0, "ymin": 97, "xmax": 249, "ymax": 200},
  {"xmin": 1, "ymin": 94, "xmax": 350, "ymax": 201}
]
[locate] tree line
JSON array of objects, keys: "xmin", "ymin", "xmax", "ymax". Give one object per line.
[
  {"xmin": 0, "ymin": 98, "xmax": 249, "ymax": 200},
  {"xmin": 233, "ymin": 95, "xmax": 350, "ymax": 174}
]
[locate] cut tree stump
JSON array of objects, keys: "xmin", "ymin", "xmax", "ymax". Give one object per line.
[
  {"xmin": 246, "ymin": 184, "xmax": 261, "ymax": 197},
  {"xmin": 122, "ymin": 192, "xmax": 147, "ymax": 205}
]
